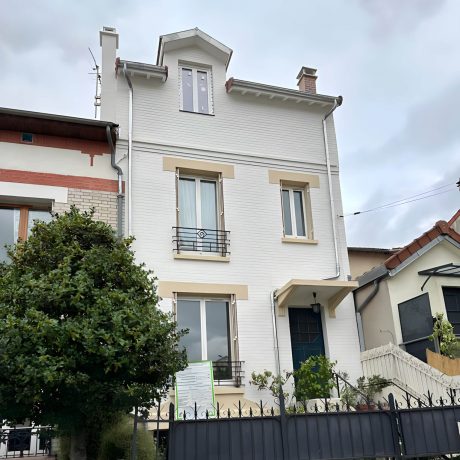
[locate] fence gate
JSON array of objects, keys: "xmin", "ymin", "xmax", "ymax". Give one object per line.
[{"xmin": 166, "ymin": 393, "xmax": 460, "ymax": 460}]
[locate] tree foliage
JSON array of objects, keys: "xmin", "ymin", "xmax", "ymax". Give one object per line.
[{"xmin": 0, "ymin": 207, "xmax": 187, "ymax": 432}]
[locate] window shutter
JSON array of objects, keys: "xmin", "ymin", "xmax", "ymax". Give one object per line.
[
  {"xmin": 230, "ymin": 294, "xmax": 239, "ymax": 362},
  {"xmin": 218, "ymin": 173, "xmax": 225, "ymax": 231}
]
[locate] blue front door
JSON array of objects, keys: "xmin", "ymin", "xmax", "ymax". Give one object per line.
[{"xmin": 289, "ymin": 308, "xmax": 325, "ymax": 371}]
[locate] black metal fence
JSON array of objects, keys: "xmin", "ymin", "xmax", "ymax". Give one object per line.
[
  {"xmin": 172, "ymin": 227, "xmax": 230, "ymax": 256},
  {"xmin": 0, "ymin": 426, "xmax": 53, "ymax": 458},
  {"xmin": 161, "ymin": 391, "xmax": 460, "ymax": 460}
]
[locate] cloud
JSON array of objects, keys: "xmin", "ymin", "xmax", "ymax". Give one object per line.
[{"xmin": 358, "ymin": 0, "xmax": 447, "ymax": 39}]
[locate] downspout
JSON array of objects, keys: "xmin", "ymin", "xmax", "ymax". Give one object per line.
[
  {"xmin": 354, "ymin": 278, "xmax": 382, "ymax": 351},
  {"xmin": 271, "ymin": 291, "xmax": 281, "ymax": 377},
  {"xmin": 106, "ymin": 125, "xmax": 123, "ymax": 238},
  {"xmin": 123, "ymin": 63, "xmax": 133, "ymax": 236},
  {"xmin": 323, "ymin": 96, "xmax": 343, "ymax": 280}
]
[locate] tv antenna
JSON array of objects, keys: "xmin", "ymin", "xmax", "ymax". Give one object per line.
[{"xmin": 88, "ymin": 47, "xmax": 101, "ymax": 119}]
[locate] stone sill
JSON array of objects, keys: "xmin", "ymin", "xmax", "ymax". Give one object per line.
[
  {"xmin": 282, "ymin": 237, "xmax": 318, "ymax": 244},
  {"xmin": 174, "ymin": 253, "xmax": 230, "ymax": 262}
]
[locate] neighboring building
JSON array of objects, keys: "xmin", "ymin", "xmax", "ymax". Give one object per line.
[
  {"xmin": 0, "ymin": 107, "xmax": 121, "ymax": 263},
  {"xmin": 99, "ymin": 26, "xmax": 361, "ymax": 405},
  {"xmin": 348, "ymin": 246, "xmax": 397, "ymax": 280},
  {"xmin": 0, "ymin": 107, "xmax": 121, "ymax": 457},
  {"xmin": 354, "ymin": 210, "xmax": 460, "ymax": 360}
]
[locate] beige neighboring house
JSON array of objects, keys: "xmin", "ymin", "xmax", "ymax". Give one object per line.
[
  {"xmin": 348, "ymin": 247, "xmax": 397, "ymax": 280},
  {"xmin": 352, "ymin": 210, "xmax": 460, "ymax": 361}
]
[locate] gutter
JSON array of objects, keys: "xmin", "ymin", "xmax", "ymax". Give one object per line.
[
  {"xmin": 123, "ymin": 63, "xmax": 134, "ymax": 236},
  {"xmin": 323, "ymin": 96, "xmax": 343, "ymax": 280},
  {"xmin": 106, "ymin": 125, "xmax": 124, "ymax": 238}
]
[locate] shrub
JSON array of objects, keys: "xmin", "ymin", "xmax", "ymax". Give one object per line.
[
  {"xmin": 430, "ymin": 313, "xmax": 457, "ymax": 359},
  {"xmin": 294, "ymin": 355, "xmax": 336, "ymax": 401},
  {"xmin": 98, "ymin": 417, "xmax": 159, "ymax": 460}
]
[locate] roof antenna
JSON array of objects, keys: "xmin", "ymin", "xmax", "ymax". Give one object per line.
[{"xmin": 88, "ymin": 47, "xmax": 101, "ymax": 119}]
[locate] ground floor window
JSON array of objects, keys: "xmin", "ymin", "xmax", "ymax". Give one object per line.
[
  {"xmin": 0, "ymin": 206, "xmax": 52, "ymax": 262},
  {"xmin": 176, "ymin": 298, "xmax": 236, "ymax": 381}
]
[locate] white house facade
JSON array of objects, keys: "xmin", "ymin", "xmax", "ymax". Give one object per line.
[{"xmin": 99, "ymin": 26, "xmax": 361, "ymax": 404}]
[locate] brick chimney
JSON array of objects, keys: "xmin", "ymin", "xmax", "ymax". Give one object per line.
[{"xmin": 297, "ymin": 66, "xmax": 317, "ymax": 94}]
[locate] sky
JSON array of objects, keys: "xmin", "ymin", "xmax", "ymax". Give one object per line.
[{"xmin": 1, "ymin": 0, "xmax": 459, "ymax": 248}]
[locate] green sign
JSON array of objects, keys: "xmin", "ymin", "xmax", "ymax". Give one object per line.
[{"xmin": 175, "ymin": 361, "xmax": 216, "ymax": 420}]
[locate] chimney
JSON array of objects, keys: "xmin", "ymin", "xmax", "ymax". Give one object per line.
[
  {"xmin": 99, "ymin": 26, "xmax": 119, "ymax": 121},
  {"xmin": 297, "ymin": 66, "xmax": 317, "ymax": 94}
]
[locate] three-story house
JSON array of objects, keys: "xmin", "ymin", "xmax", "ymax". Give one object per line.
[{"xmin": 99, "ymin": 26, "xmax": 361, "ymax": 405}]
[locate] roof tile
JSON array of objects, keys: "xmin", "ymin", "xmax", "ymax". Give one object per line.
[{"xmin": 384, "ymin": 211, "xmax": 460, "ymax": 270}]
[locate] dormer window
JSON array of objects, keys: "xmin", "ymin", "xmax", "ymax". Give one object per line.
[{"xmin": 179, "ymin": 65, "xmax": 213, "ymax": 115}]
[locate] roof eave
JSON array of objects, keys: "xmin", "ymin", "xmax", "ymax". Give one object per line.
[
  {"xmin": 118, "ymin": 60, "xmax": 168, "ymax": 82},
  {"xmin": 226, "ymin": 78, "xmax": 338, "ymax": 107}
]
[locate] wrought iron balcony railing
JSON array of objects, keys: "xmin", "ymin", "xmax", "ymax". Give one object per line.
[
  {"xmin": 172, "ymin": 227, "xmax": 230, "ymax": 256},
  {"xmin": 213, "ymin": 360, "xmax": 244, "ymax": 387}
]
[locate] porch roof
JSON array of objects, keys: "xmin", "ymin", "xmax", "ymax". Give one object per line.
[{"xmin": 275, "ymin": 279, "xmax": 358, "ymax": 318}]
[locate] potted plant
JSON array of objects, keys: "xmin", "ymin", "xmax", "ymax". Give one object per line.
[{"xmin": 355, "ymin": 375, "xmax": 390, "ymax": 410}]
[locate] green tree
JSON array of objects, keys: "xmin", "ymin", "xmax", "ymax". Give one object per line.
[{"xmin": 0, "ymin": 207, "xmax": 187, "ymax": 460}]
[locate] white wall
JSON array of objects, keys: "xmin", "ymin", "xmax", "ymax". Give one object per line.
[
  {"xmin": 109, "ymin": 40, "xmax": 361, "ymax": 402},
  {"xmin": 387, "ymin": 240, "xmax": 460, "ymax": 344}
]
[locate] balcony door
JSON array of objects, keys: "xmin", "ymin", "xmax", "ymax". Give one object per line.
[
  {"xmin": 178, "ymin": 177, "xmax": 219, "ymax": 252},
  {"xmin": 289, "ymin": 308, "xmax": 325, "ymax": 371}
]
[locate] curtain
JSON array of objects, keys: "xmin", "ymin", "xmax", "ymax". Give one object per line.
[{"xmin": 179, "ymin": 178, "xmax": 197, "ymax": 228}]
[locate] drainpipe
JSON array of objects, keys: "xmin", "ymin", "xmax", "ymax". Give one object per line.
[
  {"xmin": 123, "ymin": 63, "xmax": 134, "ymax": 236},
  {"xmin": 271, "ymin": 291, "xmax": 282, "ymax": 377},
  {"xmin": 322, "ymin": 96, "xmax": 343, "ymax": 280},
  {"xmin": 354, "ymin": 278, "xmax": 382, "ymax": 351},
  {"xmin": 106, "ymin": 125, "xmax": 123, "ymax": 238}
]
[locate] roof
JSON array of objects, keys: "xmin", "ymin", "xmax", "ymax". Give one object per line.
[
  {"xmin": 448, "ymin": 209, "xmax": 460, "ymax": 227},
  {"xmin": 356, "ymin": 209, "xmax": 460, "ymax": 288},
  {"xmin": 348, "ymin": 247, "xmax": 396, "ymax": 254},
  {"xmin": 156, "ymin": 27, "xmax": 233, "ymax": 69},
  {"xmin": 225, "ymin": 78, "xmax": 338, "ymax": 106},
  {"xmin": 0, "ymin": 107, "xmax": 118, "ymax": 143},
  {"xmin": 384, "ymin": 219, "xmax": 460, "ymax": 270},
  {"xmin": 116, "ymin": 59, "xmax": 168, "ymax": 81}
]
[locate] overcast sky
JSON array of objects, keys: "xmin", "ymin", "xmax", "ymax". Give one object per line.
[{"xmin": 1, "ymin": 0, "xmax": 459, "ymax": 248}]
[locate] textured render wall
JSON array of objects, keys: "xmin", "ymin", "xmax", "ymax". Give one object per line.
[
  {"xmin": 53, "ymin": 188, "xmax": 118, "ymax": 230},
  {"xmin": 357, "ymin": 280, "xmax": 396, "ymax": 350},
  {"xmin": 387, "ymin": 241, "xmax": 460, "ymax": 345}
]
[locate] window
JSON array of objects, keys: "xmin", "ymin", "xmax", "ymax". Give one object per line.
[
  {"xmin": 281, "ymin": 187, "xmax": 307, "ymax": 237},
  {"xmin": 0, "ymin": 206, "xmax": 52, "ymax": 262},
  {"xmin": 179, "ymin": 66, "xmax": 213, "ymax": 114},
  {"xmin": 176, "ymin": 298, "xmax": 236, "ymax": 381},
  {"xmin": 175, "ymin": 173, "xmax": 228, "ymax": 255}
]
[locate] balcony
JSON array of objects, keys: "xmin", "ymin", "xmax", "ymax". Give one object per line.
[
  {"xmin": 172, "ymin": 227, "xmax": 230, "ymax": 257},
  {"xmin": 213, "ymin": 360, "xmax": 244, "ymax": 387}
]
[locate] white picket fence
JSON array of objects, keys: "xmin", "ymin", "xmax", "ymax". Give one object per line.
[{"xmin": 361, "ymin": 343, "xmax": 460, "ymax": 400}]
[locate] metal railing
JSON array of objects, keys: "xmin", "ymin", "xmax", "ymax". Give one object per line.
[
  {"xmin": 0, "ymin": 426, "xmax": 52, "ymax": 458},
  {"xmin": 172, "ymin": 227, "xmax": 230, "ymax": 256},
  {"xmin": 212, "ymin": 360, "xmax": 244, "ymax": 387}
]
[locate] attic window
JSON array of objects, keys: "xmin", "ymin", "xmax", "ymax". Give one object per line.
[
  {"xmin": 179, "ymin": 66, "xmax": 213, "ymax": 115},
  {"xmin": 21, "ymin": 133, "xmax": 33, "ymax": 143}
]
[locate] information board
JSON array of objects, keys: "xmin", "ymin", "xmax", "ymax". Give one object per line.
[{"xmin": 175, "ymin": 361, "xmax": 216, "ymax": 420}]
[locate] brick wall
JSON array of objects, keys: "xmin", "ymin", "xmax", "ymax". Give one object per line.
[{"xmin": 53, "ymin": 188, "xmax": 118, "ymax": 230}]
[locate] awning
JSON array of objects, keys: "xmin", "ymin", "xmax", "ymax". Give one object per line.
[
  {"xmin": 418, "ymin": 263, "xmax": 460, "ymax": 290},
  {"xmin": 275, "ymin": 279, "xmax": 358, "ymax": 318}
]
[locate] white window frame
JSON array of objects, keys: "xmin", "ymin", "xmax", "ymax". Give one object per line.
[
  {"xmin": 178, "ymin": 65, "xmax": 214, "ymax": 114},
  {"xmin": 281, "ymin": 187, "xmax": 308, "ymax": 238},
  {"xmin": 176, "ymin": 297, "xmax": 232, "ymax": 362},
  {"xmin": 178, "ymin": 174, "xmax": 221, "ymax": 231}
]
